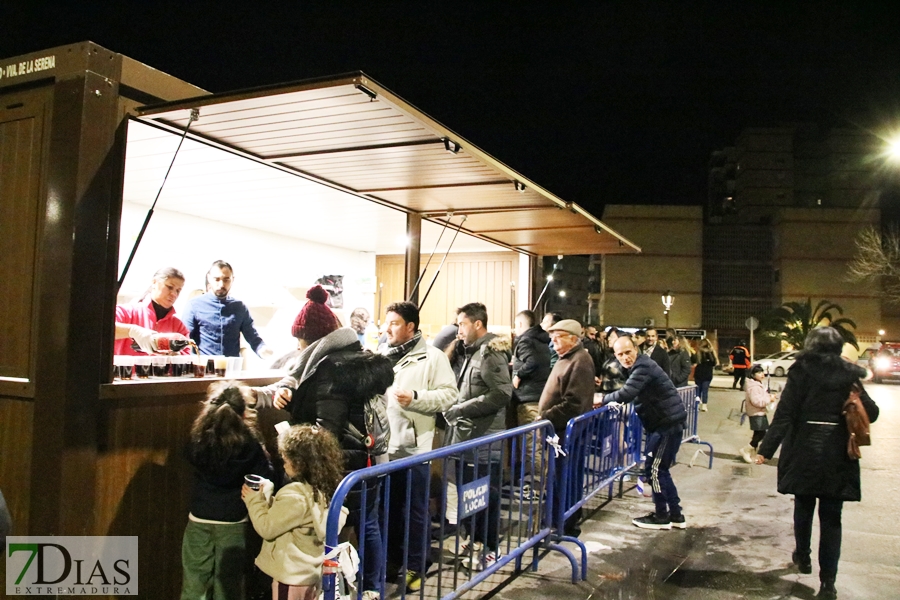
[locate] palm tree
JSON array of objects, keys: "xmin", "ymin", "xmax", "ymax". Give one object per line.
[{"xmin": 761, "ymin": 298, "xmax": 858, "ymax": 350}]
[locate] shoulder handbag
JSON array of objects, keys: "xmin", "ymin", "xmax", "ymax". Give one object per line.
[{"xmin": 842, "ymin": 382, "xmax": 871, "ymax": 459}]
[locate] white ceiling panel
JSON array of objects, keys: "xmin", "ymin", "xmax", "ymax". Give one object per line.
[{"xmin": 122, "ymin": 120, "xmax": 503, "ymax": 255}]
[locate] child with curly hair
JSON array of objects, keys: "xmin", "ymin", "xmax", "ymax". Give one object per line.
[
  {"xmin": 181, "ymin": 381, "xmax": 273, "ymax": 600},
  {"xmin": 243, "ymin": 425, "xmax": 348, "ymax": 600}
]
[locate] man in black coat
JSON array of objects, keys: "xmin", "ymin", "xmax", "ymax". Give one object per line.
[
  {"xmin": 602, "ymin": 335, "xmax": 687, "ymax": 530},
  {"xmin": 582, "ymin": 325, "xmax": 604, "ymax": 380},
  {"xmin": 513, "ymin": 310, "xmax": 552, "ymax": 416},
  {"xmin": 644, "ymin": 327, "xmax": 671, "ymax": 378},
  {"xmin": 511, "ymin": 310, "xmax": 552, "ymax": 501}
]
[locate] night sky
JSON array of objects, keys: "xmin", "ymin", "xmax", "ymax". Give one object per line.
[{"xmin": 3, "ymin": 1, "xmax": 900, "ymax": 218}]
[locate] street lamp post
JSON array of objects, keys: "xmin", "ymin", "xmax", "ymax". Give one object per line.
[{"xmin": 661, "ymin": 291, "xmax": 674, "ymax": 328}]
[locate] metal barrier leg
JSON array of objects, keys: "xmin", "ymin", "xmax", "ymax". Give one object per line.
[
  {"xmin": 546, "ymin": 540, "xmax": 584, "ymax": 583},
  {"xmin": 687, "ymin": 441, "xmax": 715, "ymax": 469}
]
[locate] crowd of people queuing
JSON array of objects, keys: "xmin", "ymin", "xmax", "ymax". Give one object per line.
[
  {"xmin": 111, "ymin": 264, "xmax": 705, "ymax": 600},
  {"xmin": 113, "ymin": 264, "xmax": 875, "ymax": 600}
]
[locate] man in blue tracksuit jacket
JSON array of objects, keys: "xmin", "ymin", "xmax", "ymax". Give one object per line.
[{"xmin": 602, "ymin": 335, "xmax": 688, "ymax": 530}]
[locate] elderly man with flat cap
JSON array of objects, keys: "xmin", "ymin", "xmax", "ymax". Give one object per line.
[
  {"xmin": 538, "ymin": 318, "xmax": 596, "ymax": 535},
  {"xmin": 538, "ymin": 319, "xmax": 596, "ymax": 433}
]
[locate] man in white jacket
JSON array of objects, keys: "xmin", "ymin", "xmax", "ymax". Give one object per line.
[{"xmin": 379, "ymin": 302, "xmax": 458, "ymax": 592}]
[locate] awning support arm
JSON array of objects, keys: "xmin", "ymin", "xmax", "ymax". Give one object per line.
[
  {"xmin": 117, "ymin": 108, "xmax": 199, "ymax": 291},
  {"xmin": 532, "ymin": 255, "xmax": 564, "ymax": 312},
  {"xmin": 406, "ymin": 214, "xmax": 453, "ymax": 303},
  {"xmin": 419, "ymin": 216, "xmax": 467, "ymax": 310}
]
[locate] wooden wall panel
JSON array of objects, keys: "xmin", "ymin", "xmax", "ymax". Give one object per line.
[
  {"xmin": 0, "ymin": 397, "xmax": 34, "ymax": 535},
  {"xmin": 93, "ymin": 383, "xmax": 284, "ymax": 600},
  {"xmin": 0, "ymin": 89, "xmax": 46, "ymax": 382},
  {"xmin": 376, "ymin": 251, "xmax": 519, "ymax": 336},
  {"xmin": 375, "ymin": 255, "xmax": 406, "ymax": 324},
  {"xmin": 95, "ymin": 395, "xmax": 205, "ymax": 600}
]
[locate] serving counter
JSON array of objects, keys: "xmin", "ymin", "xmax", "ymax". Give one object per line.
[
  {"xmin": 99, "ymin": 369, "xmax": 287, "ymax": 400},
  {"xmin": 95, "ymin": 369, "xmax": 290, "ymax": 598}
]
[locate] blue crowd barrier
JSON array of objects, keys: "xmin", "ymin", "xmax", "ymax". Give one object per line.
[
  {"xmin": 677, "ymin": 385, "xmax": 714, "ymax": 469},
  {"xmin": 322, "ymin": 420, "xmax": 572, "ymax": 600},
  {"xmin": 553, "ymin": 402, "xmax": 644, "ymax": 581}
]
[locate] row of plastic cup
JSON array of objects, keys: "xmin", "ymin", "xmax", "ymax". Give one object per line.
[{"xmin": 113, "ymin": 355, "xmax": 243, "ymax": 380}]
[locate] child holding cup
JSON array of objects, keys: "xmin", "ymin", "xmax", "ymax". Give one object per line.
[
  {"xmin": 242, "ymin": 425, "xmax": 348, "ymax": 600},
  {"xmin": 181, "ymin": 381, "xmax": 272, "ymax": 600}
]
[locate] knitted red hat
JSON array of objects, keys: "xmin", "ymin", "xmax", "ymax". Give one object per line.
[{"xmin": 292, "ymin": 285, "xmax": 341, "ymax": 342}]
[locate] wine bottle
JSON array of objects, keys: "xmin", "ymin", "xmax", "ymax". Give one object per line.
[{"xmin": 130, "ymin": 337, "xmax": 195, "ymax": 353}]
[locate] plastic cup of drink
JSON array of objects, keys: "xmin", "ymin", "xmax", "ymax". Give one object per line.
[
  {"xmin": 133, "ymin": 356, "xmax": 152, "ymax": 379},
  {"xmin": 151, "ymin": 355, "xmax": 168, "ymax": 377},
  {"xmin": 225, "ymin": 356, "xmax": 243, "ymax": 378},
  {"xmin": 213, "ymin": 356, "xmax": 228, "ymax": 377},
  {"xmin": 168, "ymin": 355, "xmax": 185, "ymax": 377},
  {"xmin": 113, "ymin": 355, "xmax": 134, "ymax": 380},
  {"xmin": 168, "ymin": 355, "xmax": 182, "ymax": 377},
  {"xmin": 244, "ymin": 474, "xmax": 263, "ymax": 490},
  {"xmin": 192, "ymin": 355, "xmax": 207, "ymax": 378}
]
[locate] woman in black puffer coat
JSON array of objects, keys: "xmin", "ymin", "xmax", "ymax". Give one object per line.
[
  {"xmin": 757, "ymin": 327, "xmax": 878, "ymax": 600},
  {"xmin": 254, "ymin": 286, "xmax": 394, "ymax": 596}
]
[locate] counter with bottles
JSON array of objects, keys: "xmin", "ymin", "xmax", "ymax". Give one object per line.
[{"xmin": 100, "ymin": 358, "xmax": 287, "ymax": 401}]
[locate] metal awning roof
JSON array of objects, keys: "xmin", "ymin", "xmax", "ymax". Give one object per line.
[{"xmin": 137, "ymin": 72, "xmax": 639, "ymax": 256}]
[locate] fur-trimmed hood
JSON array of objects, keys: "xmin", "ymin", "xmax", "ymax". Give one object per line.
[{"xmin": 487, "ymin": 334, "xmax": 512, "ymax": 356}]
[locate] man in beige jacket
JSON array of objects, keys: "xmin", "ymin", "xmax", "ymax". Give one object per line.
[{"xmin": 379, "ymin": 301, "xmax": 457, "ymax": 593}]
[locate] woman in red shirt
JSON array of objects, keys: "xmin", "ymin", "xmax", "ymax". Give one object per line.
[{"xmin": 114, "ymin": 266, "xmax": 190, "ymax": 355}]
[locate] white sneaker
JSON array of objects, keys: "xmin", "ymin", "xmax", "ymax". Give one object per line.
[
  {"xmin": 451, "ymin": 537, "xmax": 474, "ymax": 557},
  {"xmin": 460, "ymin": 540, "xmax": 483, "ymax": 568},
  {"xmin": 700, "ymin": 404, "xmax": 708, "ymax": 412},
  {"xmin": 476, "ymin": 548, "xmax": 500, "ymax": 571},
  {"xmin": 739, "ymin": 445, "xmax": 753, "ymax": 464},
  {"xmin": 362, "ymin": 591, "xmax": 380, "ymax": 600}
]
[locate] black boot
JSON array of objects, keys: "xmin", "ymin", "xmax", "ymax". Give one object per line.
[
  {"xmin": 792, "ymin": 551, "xmax": 812, "ymax": 574},
  {"xmin": 817, "ymin": 579, "xmax": 837, "ymax": 599}
]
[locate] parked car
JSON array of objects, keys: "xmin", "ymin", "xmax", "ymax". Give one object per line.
[
  {"xmin": 870, "ymin": 342, "xmax": 900, "ymax": 384},
  {"xmin": 754, "ymin": 351, "xmax": 799, "ymax": 377},
  {"xmin": 758, "ymin": 351, "xmax": 792, "ymax": 362}
]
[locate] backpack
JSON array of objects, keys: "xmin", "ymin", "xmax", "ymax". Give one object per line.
[{"xmin": 346, "ymin": 393, "xmax": 391, "ymax": 457}]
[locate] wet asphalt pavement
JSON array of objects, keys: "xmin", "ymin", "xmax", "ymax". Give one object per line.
[{"xmin": 480, "ymin": 377, "xmax": 900, "ymax": 600}]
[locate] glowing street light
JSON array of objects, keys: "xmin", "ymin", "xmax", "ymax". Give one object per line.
[
  {"xmin": 888, "ymin": 137, "xmax": 900, "ymax": 162},
  {"xmin": 661, "ymin": 291, "xmax": 674, "ymax": 328}
]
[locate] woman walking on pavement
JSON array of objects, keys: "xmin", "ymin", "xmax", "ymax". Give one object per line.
[
  {"xmin": 694, "ymin": 339, "xmax": 717, "ymax": 412},
  {"xmin": 755, "ymin": 327, "xmax": 878, "ymax": 600}
]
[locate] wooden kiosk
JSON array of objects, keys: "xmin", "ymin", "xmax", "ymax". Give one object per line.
[{"xmin": 0, "ymin": 42, "xmax": 638, "ymax": 598}]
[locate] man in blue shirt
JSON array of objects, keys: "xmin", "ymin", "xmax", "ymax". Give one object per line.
[{"xmin": 183, "ymin": 260, "xmax": 272, "ymax": 358}]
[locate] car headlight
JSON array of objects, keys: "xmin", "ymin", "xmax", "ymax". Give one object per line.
[{"xmin": 875, "ymin": 356, "xmax": 891, "ymax": 370}]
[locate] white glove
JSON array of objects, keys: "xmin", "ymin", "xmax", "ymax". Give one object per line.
[{"xmin": 128, "ymin": 325, "xmax": 158, "ymax": 354}]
